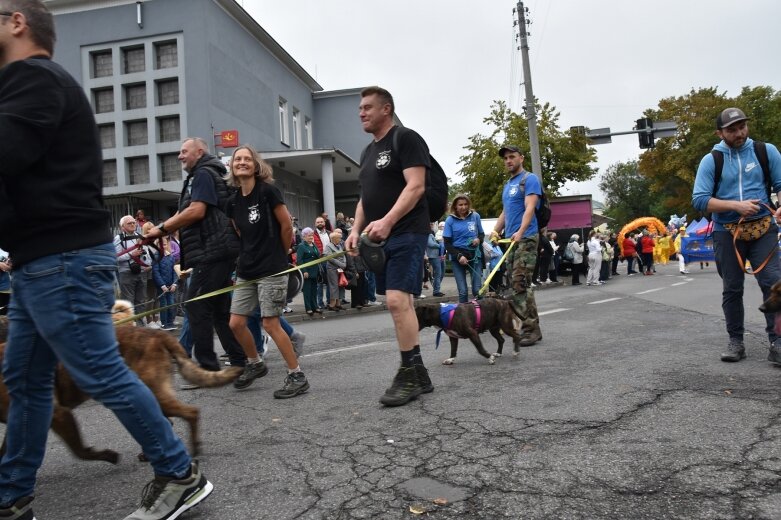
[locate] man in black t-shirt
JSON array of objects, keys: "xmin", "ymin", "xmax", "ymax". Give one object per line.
[{"xmin": 344, "ymin": 86, "xmax": 434, "ymax": 407}]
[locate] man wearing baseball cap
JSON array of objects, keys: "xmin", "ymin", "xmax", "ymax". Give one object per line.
[
  {"xmin": 692, "ymin": 108, "xmax": 781, "ymax": 363},
  {"xmin": 491, "ymin": 145, "xmax": 543, "ymax": 348}
]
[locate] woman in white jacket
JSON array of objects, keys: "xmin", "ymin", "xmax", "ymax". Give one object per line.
[{"xmin": 586, "ymin": 231, "xmax": 603, "ymax": 286}]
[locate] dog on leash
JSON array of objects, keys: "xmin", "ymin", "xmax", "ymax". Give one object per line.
[
  {"xmin": 0, "ymin": 301, "xmax": 241, "ymax": 463},
  {"xmin": 759, "ymin": 281, "xmax": 781, "ymax": 334},
  {"xmin": 415, "ymin": 298, "xmax": 523, "ymax": 365}
]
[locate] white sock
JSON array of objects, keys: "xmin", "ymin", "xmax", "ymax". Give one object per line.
[
  {"xmin": 288, "ymin": 366, "xmax": 302, "ymax": 374},
  {"xmin": 248, "ymin": 356, "xmax": 260, "ymax": 365}
]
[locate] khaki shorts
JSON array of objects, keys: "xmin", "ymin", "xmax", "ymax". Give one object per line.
[{"xmin": 230, "ymin": 274, "xmax": 288, "ymax": 317}]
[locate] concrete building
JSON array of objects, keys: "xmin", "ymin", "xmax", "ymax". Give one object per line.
[{"xmin": 45, "ymin": 0, "xmax": 391, "ymax": 229}]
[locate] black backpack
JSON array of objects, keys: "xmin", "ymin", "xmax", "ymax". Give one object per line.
[
  {"xmin": 360, "ymin": 126, "xmax": 448, "ymax": 222},
  {"xmin": 520, "ymin": 172, "xmax": 552, "ymax": 229},
  {"xmin": 711, "ymin": 141, "xmax": 772, "ymax": 207}
]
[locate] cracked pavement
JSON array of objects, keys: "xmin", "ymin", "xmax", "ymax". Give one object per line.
[{"xmin": 20, "ymin": 265, "xmax": 781, "ymax": 519}]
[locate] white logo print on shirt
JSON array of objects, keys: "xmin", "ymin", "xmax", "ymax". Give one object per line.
[
  {"xmin": 745, "ymin": 162, "xmax": 757, "ymax": 173},
  {"xmin": 376, "ymin": 151, "xmax": 391, "ymax": 169},
  {"xmin": 248, "ymin": 204, "xmax": 260, "ymax": 224}
]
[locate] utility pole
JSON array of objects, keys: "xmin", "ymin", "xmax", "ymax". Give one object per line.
[{"xmin": 515, "ymin": 1, "xmax": 541, "ymax": 178}]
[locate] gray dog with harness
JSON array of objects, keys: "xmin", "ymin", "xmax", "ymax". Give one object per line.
[{"xmin": 415, "ymin": 298, "xmax": 524, "ymax": 365}]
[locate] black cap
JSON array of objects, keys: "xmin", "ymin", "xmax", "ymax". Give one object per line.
[
  {"xmin": 498, "ymin": 145, "xmax": 522, "ymax": 157},
  {"xmin": 716, "ymin": 108, "xmax": 749, "ymax": 130}
]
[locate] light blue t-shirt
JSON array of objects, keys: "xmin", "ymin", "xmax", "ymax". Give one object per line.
[{"xmin": 502, "ymin": 171, "xmax": 541, "ymax": 239}]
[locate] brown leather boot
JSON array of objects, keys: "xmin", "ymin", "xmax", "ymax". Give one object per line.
[{"xmin": 519, "ymin": 325, "xmax": 542, "ymax": 346}]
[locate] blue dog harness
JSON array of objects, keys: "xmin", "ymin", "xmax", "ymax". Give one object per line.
[{"xmin": 435, "ymin": 301, "xmax": 482, "ymax": 349}]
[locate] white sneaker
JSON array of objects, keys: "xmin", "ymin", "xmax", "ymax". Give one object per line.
[
  {"xmin": 283, "ymin": 306, "xmax": 293, "ymax": 313},
  {"xmin": 147, "ymin": 321, "xmax": 161, "ymax": 329},
  {"xmin": 367, "ymin": 301, "xmax": 382, "ymax": 306},
  {"xmin": 680, "ymin": 270, "xmax": 690, "ymax": 274}
]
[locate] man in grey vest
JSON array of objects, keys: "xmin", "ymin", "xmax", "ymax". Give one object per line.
[{"xmin": 146, "ymin": 137, "xmax": 245, "ymax": 374}]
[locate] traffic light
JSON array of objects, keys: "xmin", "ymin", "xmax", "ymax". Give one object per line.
[{"xmin": 636, "ymin": 118, "xmax": 654, "ymax": 149}]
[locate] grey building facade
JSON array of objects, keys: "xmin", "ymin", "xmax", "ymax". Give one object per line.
[{"xmin": 46, "ymin": 0, "xmax": 379, "ymax": 229}]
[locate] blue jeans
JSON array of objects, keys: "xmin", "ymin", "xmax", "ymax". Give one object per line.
[
  {"xmin": 713, "ymin": 227, "xmax": 781, "ymax": 342},
  {"xmin": 179, "ymin": 314, "xmax": 193, "ymax": 356},
  {"xmin": 0, "ymin": 245, "xmax": 190, "ymax": 503},
  {"xmin": 364, "ymin": 271, "xmax": 377, "ymax": 302},
  {"xmin": 158, "ymin": 290, "xmax": 175, "ymax": 327},
  {"xmin": 248, "ymin": 310, "xmax": 293, "ymax": 349},
  {"xmin": 428, "ymin": 256, "xmax": 442, "ymax": 293},
  {"xmin": 451, "ymin": 258, "xmax": 481, "ymax": 303}
]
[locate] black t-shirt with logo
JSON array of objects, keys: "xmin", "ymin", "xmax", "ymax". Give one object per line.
[
  {"xmin": 228, "ymin": 181, "xmax": 288, "ymax": 279},
  {"xmin": 359, "ymin": 126, "xmax": 431, "ymax": 235}
]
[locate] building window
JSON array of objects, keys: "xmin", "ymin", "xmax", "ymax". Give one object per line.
[
  {"xmin": 124, "ymin": 83, "xmax": 146, "ymax": 110},
  {"xmin": 154, "ymin": 40, "xmax": 178, "ymax": 69},
  {"xmin": 122, "ymin": 45, "xmax": 145, "ymax": 74},
  {"xmin": 93, "ymin": 87, "xmax": 114, "ymax": 114},
  {"xmin": 91, "ymin": 50, "xmax": 113, "ymax": 78},
  {"xmin": 157, "ymin": 116, "xmax": 180, "ymax": 143},
  {"xmin": 304, "ymin": 117, "xmax": 313, "ymax": 149},
  {"xmin": 125, "ymin": 120, "xmax": 148, "ymax": 146},
  {"xmin": 157, "ymin": 79, "xmax": 179, "ymax": 106},
  {"xmin": 127, "ymin": 157, "xmax": 149, "ymax": 185},
  {"xmin": 103, "ymin": 160, "xmax": 117, "ymax": 187},
  {"xmin": 292, "ymin": 109, "xmax": 301, "ymax": 149},
  {"xmin": 160, "ymin": 154, "xmax": 181, "ymax": 182},
  {"xmin": 98, "ymin": 123, "xmax": 115, "ymax": 149},
  {"xmin": 279, "ymin": 98, "xmax": 289, "ymax": 145}
]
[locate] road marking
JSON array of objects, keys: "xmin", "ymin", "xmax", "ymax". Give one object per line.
[
  {"xmin": 670, "ymin": 282, "xmax": 687, "ymax": 286},
  {"xmin": 303, "ymin": 341, "xmax": 392, "ymax": 358},
  {"xmin": 636, "ymin": 287, "xmax": 664, "ymax": 294},
  {"xmin": 539, "ymin": 308, "xmax": 570, "ymax": 316},
  {"xmin": 587, "ymin": 297, "xmax": 622, "ymax": 305}
]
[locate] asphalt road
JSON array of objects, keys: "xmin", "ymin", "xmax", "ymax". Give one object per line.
[{"xmin": 21, "ymin": 262, "xmax": 781, "ymax": 519}]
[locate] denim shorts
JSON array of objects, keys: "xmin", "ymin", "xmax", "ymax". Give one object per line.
[
  {"xmin": 375, "ymin": 232, "xmax": 427, "ymax": 295},
  {"xmin": 231, "ymin": 274, "xmax": 288, "ymax": 317}
]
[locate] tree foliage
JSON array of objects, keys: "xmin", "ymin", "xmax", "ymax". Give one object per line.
[
  {"xmin": 598, "ymin": 160, "xmax": 658, "ymax": 225},
  {"xmin": 636, "ymin": 86, "xmax": 781, "ymax": 219},
  {"xmin": 458, "ymin": 100, "xmax": 597, "ymax": 217}
]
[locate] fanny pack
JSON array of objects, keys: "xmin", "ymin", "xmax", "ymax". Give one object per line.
[{"xmin": 724, "ymin": 215, "xmax": 771, "ymax": 242}]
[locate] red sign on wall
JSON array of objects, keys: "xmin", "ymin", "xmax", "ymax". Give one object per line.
[{"xmin": 219, "ymin": 130, "xmax": 239, "ymax": 148}]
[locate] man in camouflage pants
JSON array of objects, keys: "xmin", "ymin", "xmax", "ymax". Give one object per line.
[{"xmin": 491, "ymin": 145, "xmax": 543, "ymax": 347}]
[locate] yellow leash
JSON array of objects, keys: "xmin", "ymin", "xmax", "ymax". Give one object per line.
[
  {"xmin": 477, "ymin": 239, "xmax": 516, "ymax": 297},
  {"xmin": 113, "ymin": 248, "xmax": 351, "ymax": 326}
]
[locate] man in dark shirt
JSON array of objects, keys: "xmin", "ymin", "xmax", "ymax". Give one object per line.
[
  {"xmin": 345, "ymin": 86, "xmax": 434, "ymax": 407},
  {"xmin": 145, "ymin": 137, "xmax": 245, "ymax": 374},
  {"xmin": 0, "ymin": 2, "xmax": 211, "ymax": 519}
]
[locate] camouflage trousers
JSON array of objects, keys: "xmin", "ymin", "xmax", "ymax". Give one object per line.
[{"xmin": 505, "ymin": 236, "xmax": 540, "ymax": 333}]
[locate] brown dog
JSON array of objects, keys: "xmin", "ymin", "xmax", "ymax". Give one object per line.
[
  {"xmin": 415, "ymin": 298, "xmax": 523, "ymax": 365},
  {"xmin": 0, "ymin": 311, "xmax": 241, "ymax": 464},
  {"xmin": 759, "ymin": 280, "xmax": 781, "ymax": 334}
]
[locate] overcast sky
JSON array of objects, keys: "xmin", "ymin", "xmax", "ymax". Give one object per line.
[{"xmin": 241, "ymin": 0, "xmax": 781, "ymax": 202}]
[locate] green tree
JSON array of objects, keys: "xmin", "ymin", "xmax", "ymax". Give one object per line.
[
  {"xmin": 638, "ymin": 86, "xmax": 781, "ymax": 218},
  {"xmin": 598, "ymin": 160, "xmax": 663, "ymax": 224},
  {"xmin": 458, "ymin": 100, "xmax": 597, "ymax": 217}
]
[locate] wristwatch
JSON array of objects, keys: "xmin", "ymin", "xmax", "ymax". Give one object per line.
[{"xmin": 157, "ymin": 222, "xmax": 167, "ymax": 235}]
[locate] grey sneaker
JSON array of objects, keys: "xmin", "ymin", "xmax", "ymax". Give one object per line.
[
  {"xmin": 123, "ymin": 460, "xmax": 213, "ymax": 520},
  {"xmin": 273, "ymin": 371, "xmax": 310, "ymax": 399},
  {"xmin": 768, "ymin": 340, "xmax": 781, "ymax": 364},
  {"xmin": 0, "ymin": 496, "xmax": 34, "ymax": 520},
  {"xmin": 721, "ymin": 338, "xmax": 746, "ymax": 362},
  {"xmin": 233, "ymin": 361, "xmax": 269, "ymax": 390},
  {"xmin": 291, "ymin": 331, "xmax": 306, "ymax": 358}
]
